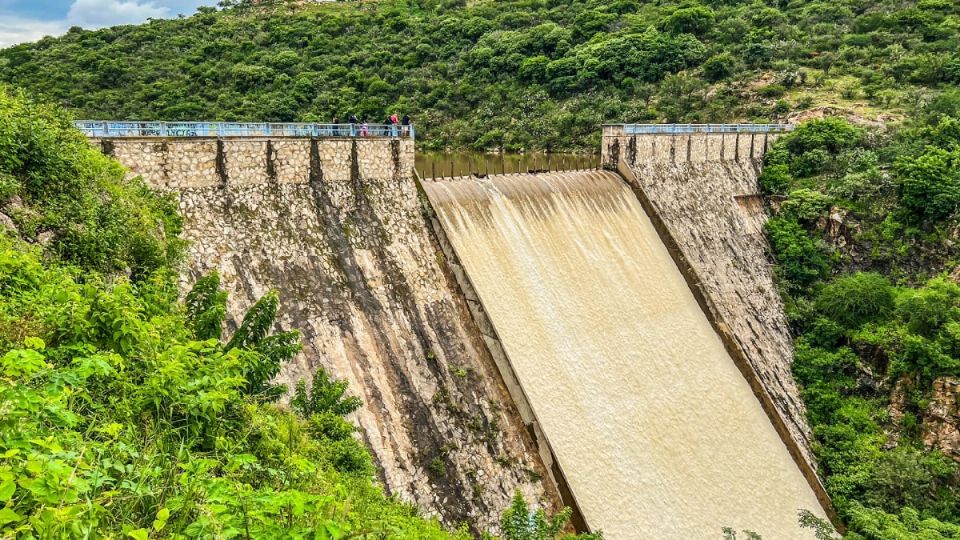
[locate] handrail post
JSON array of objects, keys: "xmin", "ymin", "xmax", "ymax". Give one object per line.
[{"xmin": 160, "ymin": 122, "xmax": 167, "ymax": 137}]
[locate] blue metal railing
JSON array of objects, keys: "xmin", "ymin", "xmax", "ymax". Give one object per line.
[
  {"xmin": 73, "ymin": 121, "xmax": 415, "ymax": 139},
  {"xmin": 612, "ymin": 123, "xmax": 793, "ymax": 134}
]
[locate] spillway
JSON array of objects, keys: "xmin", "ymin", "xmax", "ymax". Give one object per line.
[{"xmin": 422, "ymin": 171, "xmax": 827, "ymax": 538}]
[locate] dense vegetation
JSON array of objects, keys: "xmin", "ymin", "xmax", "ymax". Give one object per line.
[
  {"xmin": 761, "ymin": 92, "xmax": 960, "ymax": 538},
  {"xmin": 0, "ymin": 87, "xmax": 602, "ymax": 538},
  {"xmin": 0, "ymin": 0, "xmax": 958, "ymax": 150}
]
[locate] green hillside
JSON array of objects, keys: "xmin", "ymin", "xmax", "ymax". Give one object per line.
[
  {"xmin": 0, "ymin": 0, "xmax": 957, "ymax": 150},
  {"xmin": 761, "ymin": 108, "xmax": 960, "ymax": 539}
]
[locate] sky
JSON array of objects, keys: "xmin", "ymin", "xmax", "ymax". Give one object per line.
[{"xmin": 0, "ymin": 0, "xmax": 214, "ymax": 47}]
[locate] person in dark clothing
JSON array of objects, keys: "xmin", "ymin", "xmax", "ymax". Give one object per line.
[
  {"xmin": 401, "ymin": 114, "xmax": 411, "ymax": 136},
  {"xmin": 331, "ymin": 116, "xmax": 339, "ymax": 136},
  {"xmin": 347, "ymin": 114, "xmax": 359, "ymax": 136}
]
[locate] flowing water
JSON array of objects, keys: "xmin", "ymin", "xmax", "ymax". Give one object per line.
[
  {"xmin": 422, "ymin": 171, "xmax": 826, "ymax": 538},
  {"xmin": 415, "ymin": 151, "xmax": 600, "ymax": 180}
]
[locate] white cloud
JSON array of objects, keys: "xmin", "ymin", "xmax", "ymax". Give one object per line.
[
  {"xmin": 0, "ymin": 0, "xmax": 211, "ymax": 48},
  {"xmin": 66, "ymin": 0, "xmax": 169, "ymax": 28},
  {"xmin": 0, "ymin": 16, "xmax": 66, "ymax": 47}
]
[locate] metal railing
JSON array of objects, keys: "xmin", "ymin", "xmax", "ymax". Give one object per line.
[
  {"xmin": 73, "ymin": 121, "xmax": 415, "ymax": 139},
  {"xmin": 609, "ymin": 123, "xmax": 793, "ymax": 134}
]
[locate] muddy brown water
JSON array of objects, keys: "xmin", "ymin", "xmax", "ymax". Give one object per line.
[
  {"xmin": 415, "ymin": 152, "xmax": 601, "ymax": 180},
  {"xmin": 422, "ymin": 171, "xmax": 828, "ymax": 538}
]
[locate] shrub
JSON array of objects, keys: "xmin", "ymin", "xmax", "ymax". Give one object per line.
[
  {"xmin": 895, "ymin": 277, "xmax": 960, "ymax": 337},
  {"xmin": 758, "ymin": 84, "xmax": 786, "ymax": 98},
  {"xmin": 662, "ymin": 5, "xmax": 715, "ymax": 36},
  {"xmin": 493, "ymin": 491, "xmax": 602, "ymax": 540},
  {"xmin": 0, "ymin": 85, "xmax": 183, "ymax": 278},
  {"xmin": 759, "ymin": 163, "xmax": 793, "ymax": 194},
  {"xmin": 815, "ymin": 273, "xmax": 895, "ymax": 330},
  {"xmin": 702, "ymin": 53, "xmax": 735, "ymax": 82},
  {"xmin": 786, "ymin": 118, "xmax": 865, "ymax": 155},
  {"xmin": 767, "ymin": 216, "xmax": 832, "ymax": 291},
  {"xmin": 780, "ymin": 188, "xmax": 833, "ymax": 224},
  {"xmin": 896, "ymin": 146, "xmax": 960, "ymax": 222}
]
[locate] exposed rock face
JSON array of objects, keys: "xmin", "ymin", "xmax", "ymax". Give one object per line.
[
  {"xmin": 99, "ymin": 136, "xmax": 560, "ymax": 532},
  {"xmin": 602, "ymin": 128, "xmax": 816, "ymax": 470},
  {"xmin": 0, "ymin": 211, "xmax": 15, "ymax": 233},
  {"xmin": 923, "ymin": 377, "xmax": 960, "ymax": 461}
]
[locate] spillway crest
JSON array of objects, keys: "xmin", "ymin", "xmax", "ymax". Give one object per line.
[{"xmin": 423, "ymin": 171, "xmax": 826, "ymax": 539}]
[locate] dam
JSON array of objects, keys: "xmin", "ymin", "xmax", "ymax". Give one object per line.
[{"xmin": 84, "ymin": 122, "xmax": 834, "ymax": 537}]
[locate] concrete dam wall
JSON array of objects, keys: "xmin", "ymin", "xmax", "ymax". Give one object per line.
[
  {"xmin": 94, "ymin": 136, "xmax": 562, "ymax": 531},
  {"xmin": 95, "ymin": 129, "xmax": 832, "ymax": 536},
  {"xmin": 421, "ymin": 171, "xmax": 827, "ymax": 538}
]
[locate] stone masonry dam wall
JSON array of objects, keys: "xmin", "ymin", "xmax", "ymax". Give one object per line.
[
  {"xmin": 93, "ymin": 136, "xmax": 563, "ymax": 532},
  {"xmin": 94, "ymin": 129, "xmax": 833, "ymax": 534},
  {"xmin": 601, "ymin": 127, "xmax": 824, "ymax": 498}
]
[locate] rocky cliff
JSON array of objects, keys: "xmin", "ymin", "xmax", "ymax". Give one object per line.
[{"xmin": 98, "ymin": 136, "xmax": 561, "ymax": 532}]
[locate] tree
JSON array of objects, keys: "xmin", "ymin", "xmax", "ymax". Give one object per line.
[
  {"xmin": 662, "ymin": 5, "xmax": 716, "ymax": 36},
  {"xmin": 702, "ymin": 53, "xmax": 735, "ymax": 81},
  {"xmin": 223, "ymin": 290, "xmax": 301, "ymax": 400},
  {"xmin": 490, "ymin": 492, "xmax": 602, "ymax": 540}
]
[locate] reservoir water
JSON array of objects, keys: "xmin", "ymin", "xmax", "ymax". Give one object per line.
[
  {"xmin": 422, "ymin": 171, "xmax": 827, "ymax": 538},
  {"xmin": 415, "ymin": 152, "xmax": 600, "ymax": 180}
]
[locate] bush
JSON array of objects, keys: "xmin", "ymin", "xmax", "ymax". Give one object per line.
[
  {"xmin": 896, "ymin": 146, "xmax": 960, "ymax": 223},
  {"xmin": 702, "ymin": 53, "xmax": 735, "ymax": 82},
  {"xmin": 492, "ymin": 492, "xmax": 602, "ymax": 540},
  {"xmin": 757, "ymin": 84, "xmax": 786, "ymax": 98},
  {"xmin": 780, "ymin": 188, "xmax": 833, "ymax": 224},
  {"xmin": 767, "ymin": 216, "xmax": 832, "ymax": 292},
  {"xmin": 662, "ymin": 5, "xmax": 715, "ymax": 36},
  {"xmin": 0, "ymin": 85, "xmax": 182, "ymax": 278},
  {"xmin": 759, "ymin": 163, "xmax": 793, "ymax": 194},
  {"xmin": 815, "ymin": 273, "xmax": 895, "ymax": 330},
  {"xmin": 895, "ymin": 277, "xmax": 960, "ymax": 337},
  {"xmin": 785, "ymin": 118, "xmax": 865, "ymax": 155}
]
